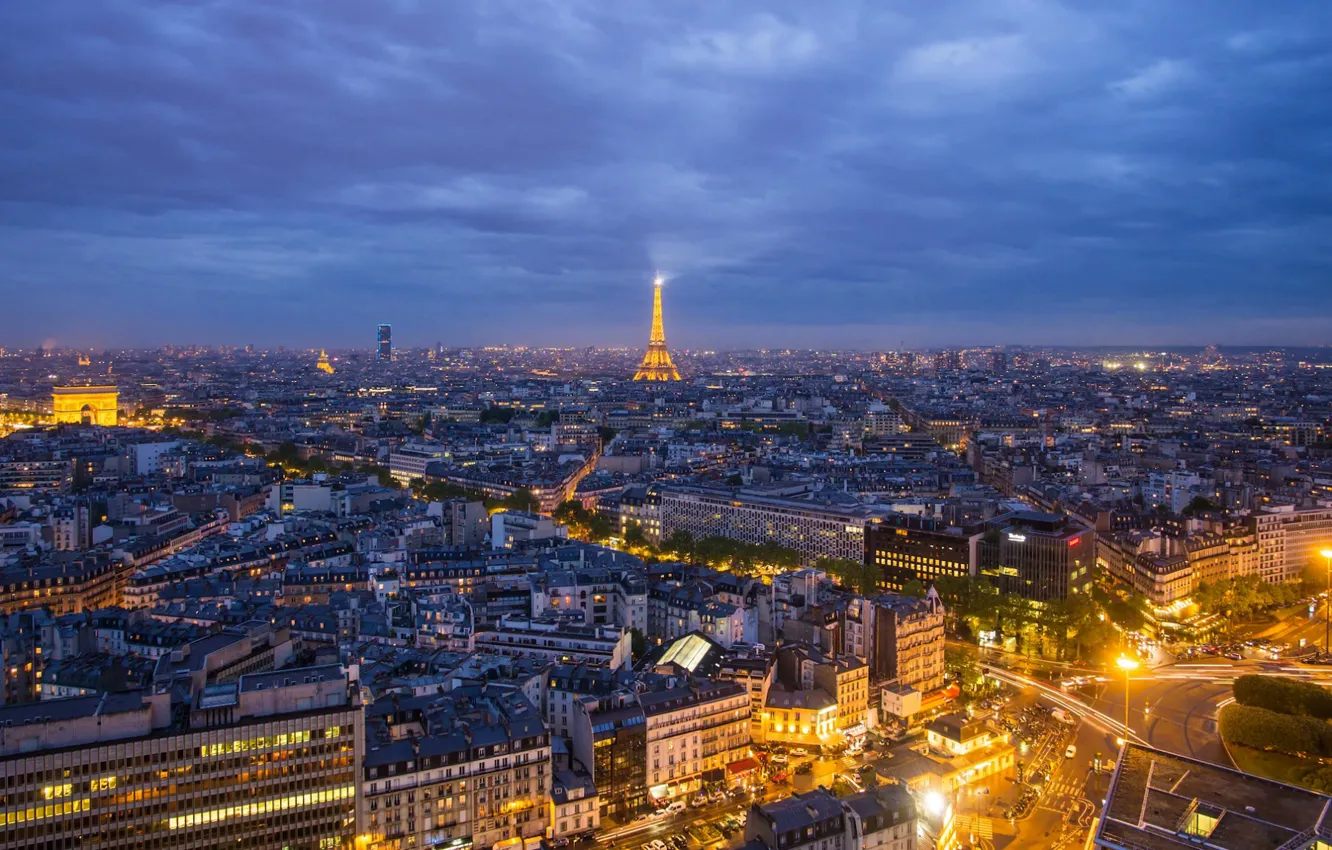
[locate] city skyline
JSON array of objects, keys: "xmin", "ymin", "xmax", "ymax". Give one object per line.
[{"xmin": 2, "ymin": 2, "xmax": 1330, "ymax": 349}]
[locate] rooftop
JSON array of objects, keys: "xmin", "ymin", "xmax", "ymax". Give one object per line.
[{"xmin": 1097, "ymin": 744, "xmax": 1332, "ymax": 850}]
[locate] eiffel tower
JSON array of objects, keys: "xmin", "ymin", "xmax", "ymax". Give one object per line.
[{"xmin": 633, "ymin": 275, "xmax": 681, "ymax": 381}]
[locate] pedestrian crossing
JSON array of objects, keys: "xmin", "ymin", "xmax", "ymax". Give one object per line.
[
  {"xmin": 1046, "ymin": 774, "xmax": 1084, "ymax": 800},
  {"xmin": 954, "ymin": 815, "xmax": 994, "ymax": 839}
]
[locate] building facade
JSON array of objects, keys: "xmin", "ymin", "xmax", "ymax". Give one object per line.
[
  {"xmin": 640, "ymin": 680, "xmax": 751, "ymax": 803},
  {"xmin": 0, "ymin": 665, "xmax": 360, "ymax": 850},
  {"xmin": 659, "ymin": 486, "xmax": 876, "ymax": 565}
]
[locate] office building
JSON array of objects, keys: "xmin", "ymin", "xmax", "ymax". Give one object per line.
[
  {"xmin": 377, "ymin": 323, "xmax": 392, "ymax": 362},
  {"xmin": 866, "ymin": 515, "xmax": 981, "ymax": 592},
  {"xmin": 1250, "ymin": 505, "xmax": 1332, "ymax": 584},
  {"xmin": 978, "ymin": 511, "xmax": 1094, "ymax": 601},
  {"xmin": 659, "ymin": 485, "xmax": 878, "ymax": 565},
  {"xmin": 0, "ymin": 662, "xmax": 360, "ymax": 849}
]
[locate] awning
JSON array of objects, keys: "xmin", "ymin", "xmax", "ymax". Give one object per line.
[
  {"xmin": 845, "ymin": 724, "xmax": 867, "ymax": 737},
  {"xmin": 703, "ymin": 768, "xmax": 725, "ymax": 782},
  {"xmin": 727, "ymin": 758, "xmax": 761, "ymax": 775}
]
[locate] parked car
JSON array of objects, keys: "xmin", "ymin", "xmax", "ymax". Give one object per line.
[{"xmin": 1065, "ymin": 745, "xmax": 1077, "ymax": 759}]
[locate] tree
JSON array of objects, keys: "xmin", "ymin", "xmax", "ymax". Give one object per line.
[
  {"xmin": 1220, "ymin": 704, "xmax": 1332, "ymax": 757},
  {"xmin": 629, "ymin": 627, "xmax": 648, "ymax": 661},
  {"xmin": 623, "ymin": 521, "xmax": 649, "ymax": 550},
  {"xmin": 662, "ymin": 530, "xmax": 696, "ymax": 562},
  {"xmin": 819, "ymin": 557, "xmax": 878, "ymax": 596},
  {"xmin": 901, "ymin": 579, "xmax": 927, "ymax": 599},
  {"xmin": 1182, "ymin": 495, "xmax": 1220, "ymax": 516},
  {"xmin": 1234, "ymin": 675, "xmax": 1332, "ymax": 720},
  {"xmin": 587, "ymin": 514, "xmax": 614, "ymax": 542},
  {"xmin": 500, "ymin": 488, "xmax": 538, "ymax": 513},
  {"xmin": 479, "ymin": 407, "xmax": 515, "ymax": 424}
]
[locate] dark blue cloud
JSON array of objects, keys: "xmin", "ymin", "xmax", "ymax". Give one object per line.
[{"xmin": 0, "ymin": 0, "xmax": 1329, "ymax": 348}]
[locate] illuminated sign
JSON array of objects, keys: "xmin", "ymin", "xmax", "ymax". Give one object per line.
[{"xmin": 1007, "ymin": 533, "xmax": 1027, "ymax": 543}]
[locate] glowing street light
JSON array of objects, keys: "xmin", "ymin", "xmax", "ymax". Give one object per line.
[
  {"xmin": 1117, "ymin": 655, "xmax": 1139, "ymax": 746},
  {"xmin": 923, "ymin": 791, "xmax": 946, "ymax": 818}
]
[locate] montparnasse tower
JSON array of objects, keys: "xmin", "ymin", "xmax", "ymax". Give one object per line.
[{"xmin": 633, "ymin": 274, "xmax": 681, "ymax": 381}]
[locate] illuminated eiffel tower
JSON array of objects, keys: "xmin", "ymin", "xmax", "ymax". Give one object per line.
[{"xmin": 633, "ymin": 275, "xmax": 681, "ymax": 381}]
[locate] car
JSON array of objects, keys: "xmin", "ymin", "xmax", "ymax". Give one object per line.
[
  {"xmin": 791, "ymin": 748, "xmax": 808, "ymax": 757},
  {"xmin": 1065, "ymin": 745, "xmax": 1077, "ymax": 759},
  {"xmin": 1225, "ymin": 652, "xmax": 1243, "ymax": 661},
  {"xmin": 692, "ymin": 794, "xmax": 708, "ymax": 807},
  {"xmin": 770, "ymin": 753, "xmax": 788, "ymax": 766}
]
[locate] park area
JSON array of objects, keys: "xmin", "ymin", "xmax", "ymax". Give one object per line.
[{"xmin": 1220, "ymin": 675, "xmax": 1332, "ymax": 792}]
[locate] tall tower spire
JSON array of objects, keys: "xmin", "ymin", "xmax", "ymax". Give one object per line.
[{"xmin": 633, "ymin": 275, "xmax": 681, "ymax": 381}]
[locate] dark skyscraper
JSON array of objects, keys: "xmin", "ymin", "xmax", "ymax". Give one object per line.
[{"xmin": 377, "ymin": 323, "xmax": 392, "ymax": 362}]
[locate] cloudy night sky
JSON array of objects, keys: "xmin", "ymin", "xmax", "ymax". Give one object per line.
[{"xmin": 1, "ymin": 1, "xmax": 1330, "ymax": 350}]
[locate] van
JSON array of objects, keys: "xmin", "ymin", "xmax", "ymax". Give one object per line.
[{"xmin": 665, "ymin": 801, "xmax": 687, "ymax": 815}]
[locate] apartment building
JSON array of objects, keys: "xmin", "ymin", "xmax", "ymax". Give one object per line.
[
  {"xmin": 640, "ymin": 679, "xmax": 751, "ymax": 804},
  {"xmin": 0, "ymin": 554, "xmax": 121, "ymax": 616},
  {"xmin": 871, "ymin": 593, "xmax": 946, "ymax": 694},
  {"xmin": 470, "ymin": 614, "xmax": 632, "ymax": 670},
  {"xmin": 745, "ymin": 789, "xmax": 848, "ymax": 850},
  {"xmin": 531, "ymin": 567, "xmax": 648, "ymax": 633},
  {"xmin": 843, "ymin": 785, "xmax": 918, "ymax": 850},
  {"xmin": 813, "ymin": 657, "xmax": 870, "ymax": 733},
  {"xmin": 359, "ymin": 687, "xmax": 551, "ymax": 850}
]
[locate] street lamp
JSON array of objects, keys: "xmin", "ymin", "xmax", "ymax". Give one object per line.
[
  {"xmin": 1322, "ymin": 549, "xmax": 1332, "ymax": 653},
  {"xmin": 1116, "ymin": 655, "xmax": 1139, "ymax": 746}
]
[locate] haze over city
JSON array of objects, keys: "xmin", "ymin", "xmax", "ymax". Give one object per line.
[
  {"xmin": 3, "ymin": 1, "xmax": 1331, "ymax": 349},
  {"xmin": 4, "ymin": 6, "xmax": 1332, "ymax": 850}
]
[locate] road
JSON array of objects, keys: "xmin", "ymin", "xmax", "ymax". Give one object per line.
[{"xmin": 617, "ymin": 651, "xmax": 1332, "ymax": 850}]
